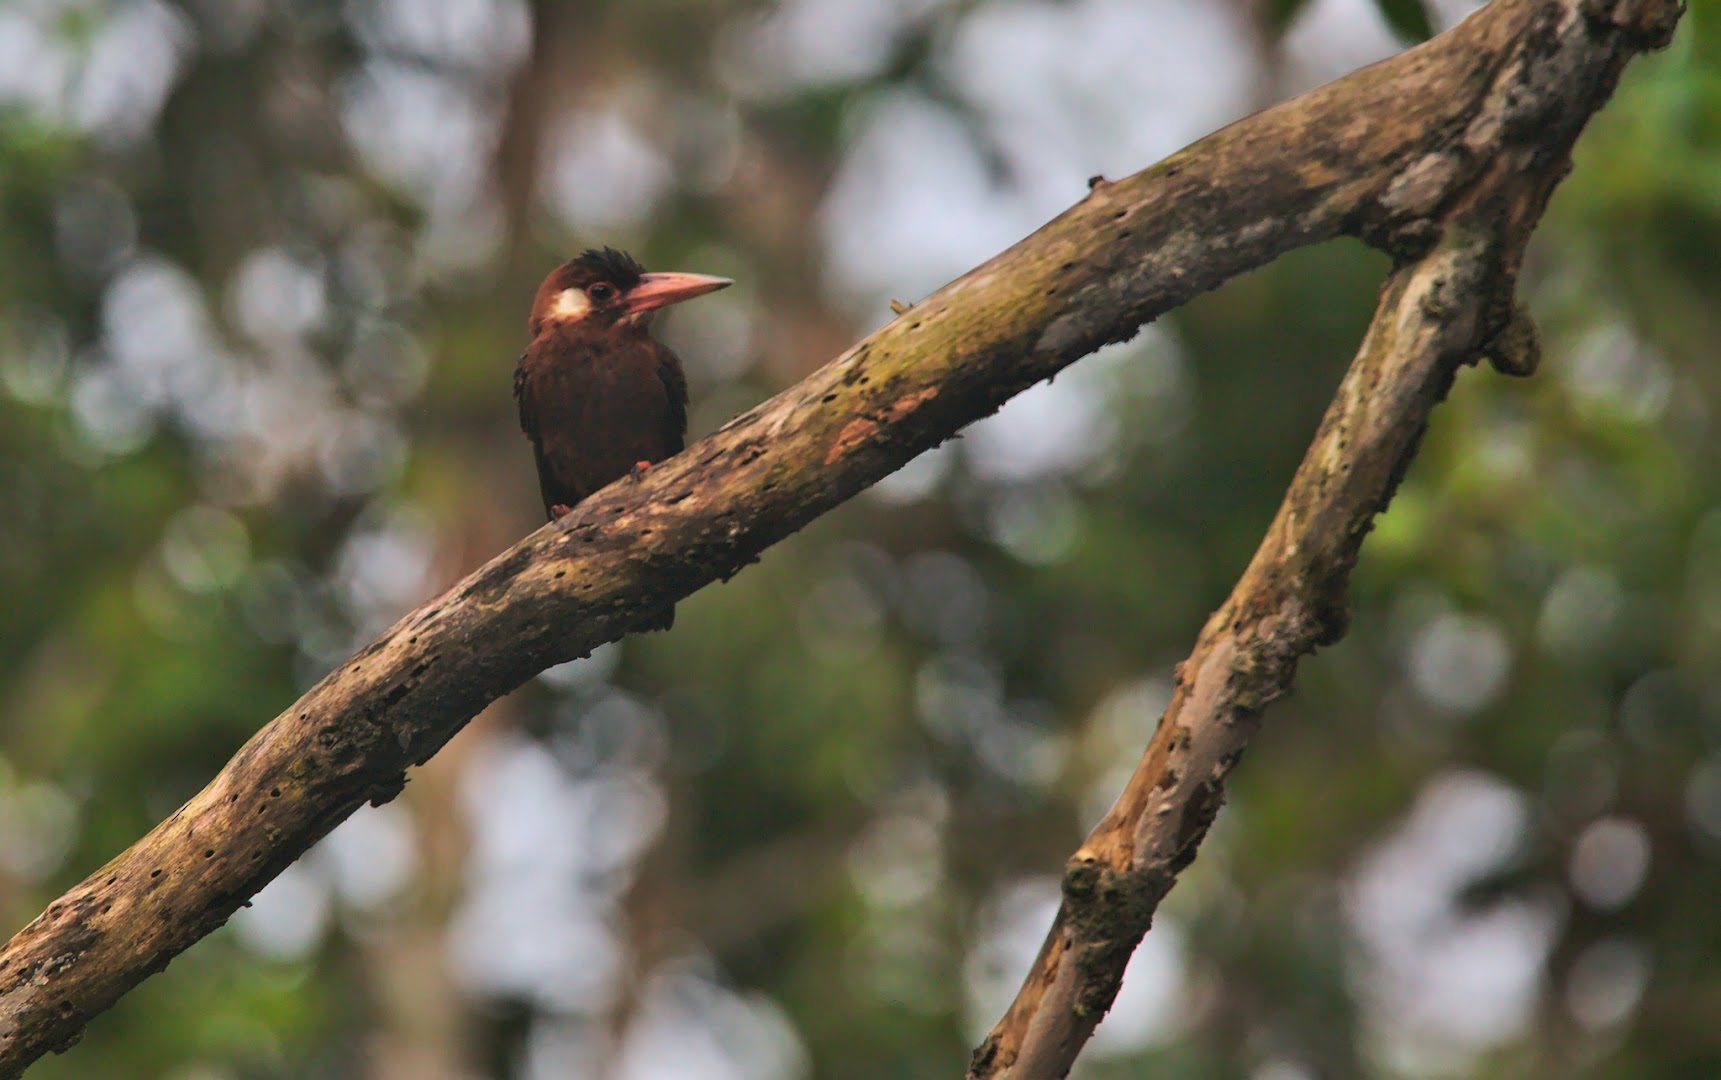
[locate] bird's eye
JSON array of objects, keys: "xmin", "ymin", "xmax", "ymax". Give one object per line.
[{"xmin": 588, "ymin": 283, "xmax": 616, "ymax": 303}]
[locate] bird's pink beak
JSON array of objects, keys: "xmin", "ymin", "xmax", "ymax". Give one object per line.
[{"xmin": 621, "ymin": 272, "xmax": 733, "ymax": 315}]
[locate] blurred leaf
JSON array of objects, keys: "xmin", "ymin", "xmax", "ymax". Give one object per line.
[
  {"xmin": 1377, "ymin": 0, "xmax": 1436, "ymax": 42},
  {"xmin": 1264, "ymin": 0, "xmax": 1318, "ymax": 34}
]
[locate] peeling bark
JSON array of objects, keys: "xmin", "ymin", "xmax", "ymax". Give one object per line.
[{"xmin": 0, "ymin": 0, "xmax": 1682, "ymax": 1075}]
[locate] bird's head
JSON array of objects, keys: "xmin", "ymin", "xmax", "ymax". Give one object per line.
[{"xmin": 529, "ymin": 247, "xmax": 732, "ymax": 338}]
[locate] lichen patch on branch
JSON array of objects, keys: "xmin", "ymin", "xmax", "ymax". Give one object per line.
[{"xmin": 823, "ymin": 386, "xmax": 940, "ymax": 465}]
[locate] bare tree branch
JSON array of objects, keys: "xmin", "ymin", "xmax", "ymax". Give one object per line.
[
  {"xmin": 967, "ymin": 1, "xmax": 1683, "ymax": 1075},
  {"xmin": 0, "ymin": 0, "xmax": 1680, "ymax": 1074}
]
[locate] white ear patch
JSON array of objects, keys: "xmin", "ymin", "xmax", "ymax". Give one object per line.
[{"xmin": 549, "ymin": 288, "xmax": 590, "ymax": 320}]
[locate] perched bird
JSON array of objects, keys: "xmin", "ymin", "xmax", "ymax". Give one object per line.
[{"xmin": 513, "ymin": 247, "xmax": 731, "ymax": 628}]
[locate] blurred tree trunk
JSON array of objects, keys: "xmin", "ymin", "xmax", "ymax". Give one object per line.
[{"xmin": 360, "ymin": 750, "xmax": 474, "ymax": 1080}]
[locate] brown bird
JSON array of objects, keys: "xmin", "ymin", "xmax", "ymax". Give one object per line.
[{"xmin": 514, "ymin": 247, "xmax": 731, "ymax": 628}]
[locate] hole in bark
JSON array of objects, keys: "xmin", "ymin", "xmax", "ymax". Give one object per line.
[
  {"xmin": 909, "ymin": 322, "xmax": 921, "ymax": 330},
  {"xmin": 1113, "ymin": 209, "xmax": 1127, "ymax": 219},
  {"xmin": 270, "ymin": 788, "xmax": 281, "ymax": 798},
  {"xmin": 408, "ymin": 636, "xmax": 418, "ymax": 644},
  {"xmin": 106, "ymin": 876, "xmax": 116, "ymax": 887},
  {"xmin": 203, "ymin": 849, "xmax": 215, "ymax": 859},
  {"xmin": 149, "ymin": 869, "xmax": 162, "ymax": 879},
  {"xmin": 1118, "ymin": 229, "xmax": 1131, "ymax": 239},
  {"xmin": 555, "ymin": 570, "xmax": 565, "ymax": 578},
  {"xmin": 101, "ymin": 904, "xmax": 111, "ymax": 915},
  {"xmin": 1061, "ymin": 262, "xmax": 1074, "ymax": 271},
  {"xmin": 821, "ymin": 393, "xmax": 836, "ymax": 403}
]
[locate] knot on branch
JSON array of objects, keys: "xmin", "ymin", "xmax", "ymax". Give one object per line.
[
  {"xmin": 1481, "ymin": 302, "xmax": 1542, "ymax": 377},
  {"xmin": 1059, "ymin": 857, "xmax": 1169, "ymax": 1019},
  {"xmin": 1581, "ymin": 0, "xmax": 1685, "ymax": 47}
]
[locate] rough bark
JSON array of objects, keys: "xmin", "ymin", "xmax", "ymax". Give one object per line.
[
  {"xmin": 0, "ymin": 0, "xmax": 1681, "ymax": 1075},
  {"xmin": 967, "ymin": 1, "xmax": 1683, "ymax": 1076}
]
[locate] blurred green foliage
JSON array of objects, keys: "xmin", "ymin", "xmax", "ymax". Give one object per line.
[{"xmin": 1, "ymin": 1, "xmax": 1718, "ymax": 1078}]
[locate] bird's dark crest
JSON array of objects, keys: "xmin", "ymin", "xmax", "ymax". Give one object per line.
[{"xmin": 573, "ymin": 247, "xmax": 646, "ymax": 288}]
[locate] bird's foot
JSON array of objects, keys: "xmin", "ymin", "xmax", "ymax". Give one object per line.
[{"xmin": 550, "ymin": 503, "xmax": 574, "ymax": 519}]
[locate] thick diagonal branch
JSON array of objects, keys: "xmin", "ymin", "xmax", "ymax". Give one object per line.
[
  {"xmin": 0, "ymin": 0, "xmax": 1681, "ymax": 1074},
  {"xmin": 967, "ymin": 1, "xmax": 1681, "ymax": 1076}
]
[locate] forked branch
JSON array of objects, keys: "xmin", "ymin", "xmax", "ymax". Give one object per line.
[
  {"xmin": 968, "ymin": 1, "xmax": 1681, "ymax": 1075},
  {"xmin": 0, "ymin": 0, "xmax": 1681, "ymax": 1075}
]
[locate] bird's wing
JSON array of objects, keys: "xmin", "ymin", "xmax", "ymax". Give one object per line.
[
  {"xmin": 514, "ymin": 352, "xmax": 565, "ymax": 519},
  {"xmin": 657, "ymin": 348, "xmax": 689, "ymax": 454},
  {"xmin": 513, "ymin": 352, "xmax": 537, "ymax": 443}
]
